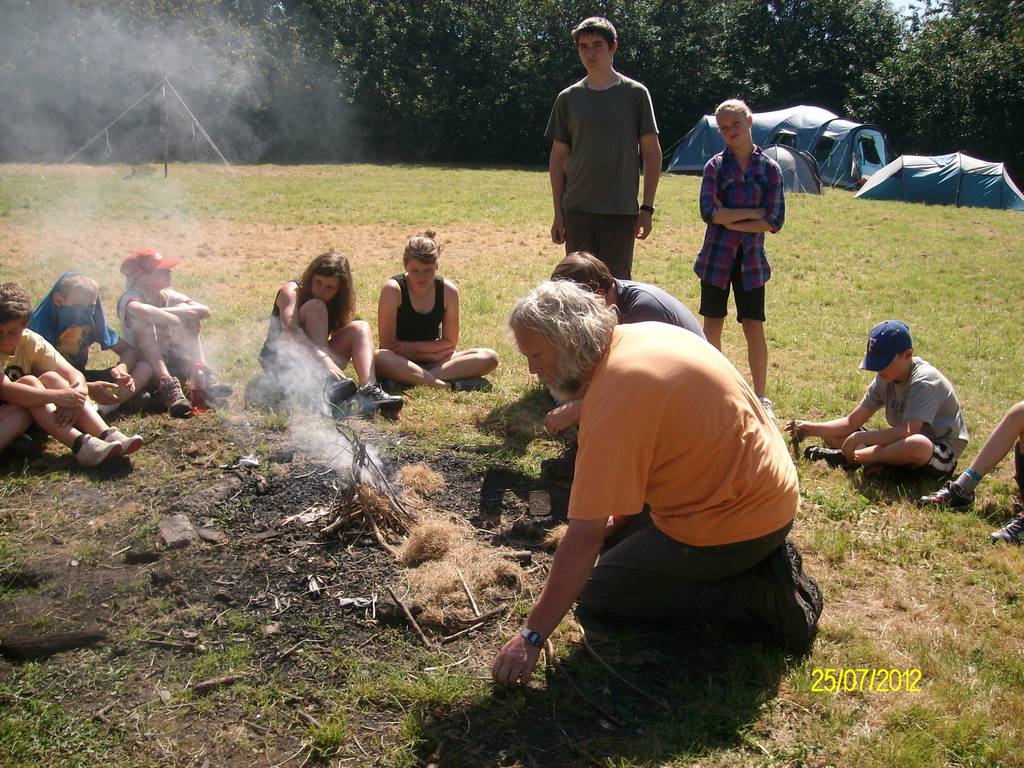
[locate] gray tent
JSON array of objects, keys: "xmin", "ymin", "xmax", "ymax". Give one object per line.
[
  {"xmin": 762, "ymin": 144, "xmax": 822, "ymax": 194},
  {"xmin": 666, "ymin": 105, "xmax": 891, "ymax": 189}
]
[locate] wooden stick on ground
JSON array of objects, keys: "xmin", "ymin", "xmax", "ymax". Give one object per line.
[
  {"xmin": 543, "ymin": 639, "xmax": 624, "ymax": 729},
  {"xmin": 189, "ymin": 674, "xmax": 246, "ymax": 695},
  {"xmin": 296, "ymin": 710, "xmax": 322, "ymax": 728},
  {"xmin": 0, "ymin": 630, "xmax": 108, "ymax": 661},
  {"xmin": 386, "ymin": 585, "xmax": 433, "ymax": 648},
  {"xmin": 455, "ymin": 568, "xmax": 481, "ymax": 617},
  {"xmin": 577, "ymin": 626, "xmax": 671, "ymax": 711},
  {"xmin": 440, "ymin": 604, "xmax": 510, "ymax": 643}
]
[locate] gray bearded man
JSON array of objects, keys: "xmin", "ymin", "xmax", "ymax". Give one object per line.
[{"xmin": 492, "ymin": 281, "xmax": 823, "ymax": 686}]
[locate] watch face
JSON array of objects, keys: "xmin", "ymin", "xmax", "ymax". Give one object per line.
[{"xmin": 521, "ymin": 628, "xmax": 542, "ymax": 647}]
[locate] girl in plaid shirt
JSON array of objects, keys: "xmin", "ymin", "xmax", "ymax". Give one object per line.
[{"xmin": 694, "ymin": 99, "xmax": 785, "ymax": 419}]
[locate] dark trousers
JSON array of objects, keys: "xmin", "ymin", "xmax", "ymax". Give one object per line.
[
  {"xmin": 578, "ymin": 509, "xmax": 791, "ymax": 623},
  {"xmin": 563, "ymin": 209, "xmax": 636, "ymax": 280}
]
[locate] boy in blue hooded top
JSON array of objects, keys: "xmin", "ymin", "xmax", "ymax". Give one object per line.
[{"xmin": 29, "ymin": 273, "xmax": 147, "ymax": 409}]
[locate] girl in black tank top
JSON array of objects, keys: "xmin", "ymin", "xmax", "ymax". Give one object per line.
[{"xmin": 374, "ymin": 231, "xmax": 499, "ymax": 391}]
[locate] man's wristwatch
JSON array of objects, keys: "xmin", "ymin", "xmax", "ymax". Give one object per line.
[
  {"xmin": 519, "ymin": 628, "xmax": 544, "ymax": 648},
  {"xmin": 639, "ymin": 204, "xmax": 655, "ymax": 214}
]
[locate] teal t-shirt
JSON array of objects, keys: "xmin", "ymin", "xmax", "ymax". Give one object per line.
[{"xmin": 545, "ymin": 75, "xmax": 658, "ymax": 216}]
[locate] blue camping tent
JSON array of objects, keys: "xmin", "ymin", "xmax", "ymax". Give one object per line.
[
  {"xmin": 666, "ymin": 105, "xmax": 891, "ymax": 189},
  {"xmin": 854, "ymin": 153, "xmax": 1024, "ymax": 211}
]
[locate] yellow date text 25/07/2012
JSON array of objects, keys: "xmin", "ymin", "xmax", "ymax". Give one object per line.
[{"xmin": 810, "ymin": 668, "xmax": 923, "ymax": 694}]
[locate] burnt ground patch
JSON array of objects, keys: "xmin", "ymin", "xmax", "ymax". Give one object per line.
[{"xmin": 0, "ymin": 415, "xmax": 792, "ymax": 767}]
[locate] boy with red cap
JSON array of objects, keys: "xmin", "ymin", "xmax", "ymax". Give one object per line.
[
  {"xmin": 786, "ymin": 320, "xmax": 968, "ymax": 477},
  {"xmin": 117, "ymin": 248, "xmax": 231, "ymax": 418}
]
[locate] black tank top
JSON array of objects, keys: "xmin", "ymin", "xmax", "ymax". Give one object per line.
[
  {"xmin": 259, "ymin": 279, "xmax": 299, "ymax": 368},
  {"xmin": 394, "ymin": 274, "xmax": 444, "ymax": 342}
]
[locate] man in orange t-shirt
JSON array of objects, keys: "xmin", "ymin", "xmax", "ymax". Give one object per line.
[{"xmin": 492, "ymin": 281, "xmax": 823, "ymax": 687}]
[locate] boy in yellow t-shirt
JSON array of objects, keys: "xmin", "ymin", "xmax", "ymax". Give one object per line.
[{"xmin": 0, "ymin": 283, "xmax": 141, "ymax": 466}]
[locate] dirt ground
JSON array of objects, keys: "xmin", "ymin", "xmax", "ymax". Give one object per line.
[{"xmin": 0, "ymin": 410, "xmax": 570, "ymax": 767}]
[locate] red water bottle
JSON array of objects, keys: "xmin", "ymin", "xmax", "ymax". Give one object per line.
[{"xmin": 190, "ymin": 363, "xmax": 207, "ymax": 412}]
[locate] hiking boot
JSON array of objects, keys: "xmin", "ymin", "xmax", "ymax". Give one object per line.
[
  {"xmin": 74, "ymin": 434, "xmax": 122, "ymax": 467},
  {"xmin": 450, "ymin": 376, "xmax": 493, "ymax": 393},
  {"xmin": 159, "ymin": 376, "xmax": 192, "ymax": 418},
  {"xmin": 354, "ymin": 382, "xmax": 404, "ymax": 416},
  {"xmin": 918, "ymin": 481, "xmax": 974, "ymax": 509},
  {"xmin": 989, "ymin": 515, "xmax": 1024, "ymax": 545},
  {"xmin": 751, "ymin": 541, "xmax": 823, "ymax": 654},
  {"xmin": 759, "ymin": 396, "xmax": 776, "ymax": 420},
  {"xmin": 103, "ymin": 429, "xmax": 144, "ymax": 457},
  {"xmin": 804, "ymin": 445, "xmax": 853, "ymax": 469}
]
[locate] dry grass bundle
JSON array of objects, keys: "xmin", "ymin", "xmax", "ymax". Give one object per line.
[
  {"xmin": 395, "ymin": 463, "xmax": 446, "ymax": 496},
  {"xmin": 399, "ymin": 514, "xmax": 525, "ymax": 628},
  {"xmin": 542, "ymin": 523, "xmax": 567, "ymax": 552}
]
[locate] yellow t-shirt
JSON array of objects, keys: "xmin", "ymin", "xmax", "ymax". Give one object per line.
[
  {"xmin": 1, "ymin": 329, "xmax": 64, "ymax": 382},
  {"xmin": 569, "ymin": 323, "xmax": 798, "ymax": 546}
]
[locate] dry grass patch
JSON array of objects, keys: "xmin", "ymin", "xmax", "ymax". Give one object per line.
[
  {"xmin": 395, "ymin": 463, "xmax": 446, "ymax": 497},
  {"xmin": 398, "ymin": 514, "xmax": 524, "ymax": 628}
]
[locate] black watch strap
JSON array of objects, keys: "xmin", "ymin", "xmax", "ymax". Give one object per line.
[
  {"xmin": 640, "ymin": 204, "xmax": 655, "ymax": 214},
  {"xmin": 520, "ymin": 628, "xmax": 544, "ymax": 648}
]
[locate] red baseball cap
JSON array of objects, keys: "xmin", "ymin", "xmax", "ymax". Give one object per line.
[{"xmin": 120, "ymin": 248, "xmax": 180, "ymax": 278}]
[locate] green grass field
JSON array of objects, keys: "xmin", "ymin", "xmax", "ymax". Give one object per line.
[{"xmin": 1, "ymin": 162, "xmax": 1023, "ymax": 767}]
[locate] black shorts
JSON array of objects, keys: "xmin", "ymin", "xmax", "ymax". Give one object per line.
[{"xmin": 698, "ymin": 249, "xmax": 766, "ymax": 322}]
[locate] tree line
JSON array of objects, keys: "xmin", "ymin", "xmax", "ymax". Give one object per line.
[{"xmin": 0, "ymin": 0, "xmax": 1020, "ymax": 178}]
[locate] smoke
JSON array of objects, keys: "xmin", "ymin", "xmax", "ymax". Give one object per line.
[{"xmin": 0, "ymin": 2, "xmax": 357, "ymax": 164}]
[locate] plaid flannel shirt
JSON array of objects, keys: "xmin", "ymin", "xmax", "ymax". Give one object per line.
[{"xmin": 694, "ymin": 145, "xmax": 785, "ymax": 291}]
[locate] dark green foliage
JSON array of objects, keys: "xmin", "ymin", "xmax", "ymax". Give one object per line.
[{"xmin": 0, "ymin": 0, "xmax": 1016, "ymax": 172}]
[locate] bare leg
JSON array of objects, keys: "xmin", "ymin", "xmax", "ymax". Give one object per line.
[
  {"xmin": 702, "ymin": 316, "xmax": 725, "ymax": 351},
  {"xmin": 968, "ymin": 401, "xmax": 1024, "ymax": 477},
  {"xmin": 132, "ymin": 323, "xmax": 172, "ymax": 380},
  {"xmin": 125, "ymin": 360, "xmax": 155, "ymax": 397},
  {"xmin": 0, "ymin": 404, "xmax": 32, "ymax": 451},
  {"xmin": 328, "ymin": 321, "xmax": 376, "ymax": 386},
  {"xmin": 21, "ymin": 374, "xmax": 87, "ymax": 448},
  {"xmin": 425, "ymin": 348, "xmax": 499, "ymax": 382},
  {"xmin": 742, "ymin": 319, "xmax": 768, "ymax": 400},
  {"xmin": 40, "ymin": 371, "xmax": 112, "ymax": 434},
  {"xmin": 374, "ymin": 349, "xmax": 450, "ymax": 389},
  {"xmin": 854, "ymin": 434, "xmax": 934, "ymax": 467}
]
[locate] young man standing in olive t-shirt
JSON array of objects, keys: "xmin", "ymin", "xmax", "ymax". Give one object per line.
[{"xmin": 544, "ymin": 16, "xmax": 661, "ymax": 280}]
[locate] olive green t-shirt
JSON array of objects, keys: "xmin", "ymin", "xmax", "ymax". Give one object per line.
[{"xmin": 545, "ymin": 75, "xmax": 658, "ymax": 216}]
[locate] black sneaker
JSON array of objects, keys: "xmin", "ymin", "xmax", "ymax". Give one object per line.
[
  {"xmin": 325, "ymin": 377, "xmax": 359, "ymax": 418},
  {"xmin": 989, "ymin": 515, "xmax": 1024, "ymax": 545},
  {"xmin": 450, "ymin": 377, "xmax": 492, "ymax": 393},
  {"xmin": 752, "ymin": 541, "xmax": 823, "ymax": 655},
  {"xmin": 918, "ymin": 481, "xmax": 974, "ymax": 509},
  {"xmin": 803, "ymin": 445, "xmax": 853, "ymax": 469},
  {"xmin": 354, "ymin": 382, "xmax": 404, "ymax": 416}
]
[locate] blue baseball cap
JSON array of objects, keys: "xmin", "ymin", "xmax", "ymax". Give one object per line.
[{"xmin": 861, "ymin": 320, "xmax": 912, "ymax": 371}]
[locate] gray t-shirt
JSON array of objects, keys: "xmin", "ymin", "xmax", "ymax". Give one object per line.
[
  {"xmin": 545, "ymin": 75, "xmax": 658, "ymax": 216},
  {"xmin": 615, "ymin": 280, "xmax": 705, "ymax": 339},
  {"xmin": 859, "ymin": 356, "xmax": 969, "ymax": 459}
]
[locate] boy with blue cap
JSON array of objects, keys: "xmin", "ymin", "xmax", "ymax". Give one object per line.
[{"xmin": 786, "ymin": 320, "xmax": 968, "ymax": 477}]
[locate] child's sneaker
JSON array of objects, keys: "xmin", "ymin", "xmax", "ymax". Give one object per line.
[
  {"xmin": 450, "ymin": 377, "xmax": 493, "ymax": 393},
  {"xmin": 159, "ymin": 376, "xmax": 192, "ymax": 418},
  {"xmin": 354, "ymin": 383, "xmax": 404, "ymax": 416},
  {"xmin": 803, "ymin": 445, "xmax": 853, "ymax": 469},
  {"xmin": 989, "ymin": 515, "xmax": 1024, "ymax": 545},
  {"xmin": 918, "ymin": 481, "xmax": 974, "ymax": 509},
  {"xmin": 75, "ymin": 435, "xmax": 122, "ymax": 467},
  {"xmin": 103, "ymin": 429, "xmax": 144, "ymax": 457}
]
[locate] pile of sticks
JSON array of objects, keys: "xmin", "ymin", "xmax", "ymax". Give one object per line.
[{"xmin": 321, "ymin": 423, "xmax": 416, "ymax": 555}]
